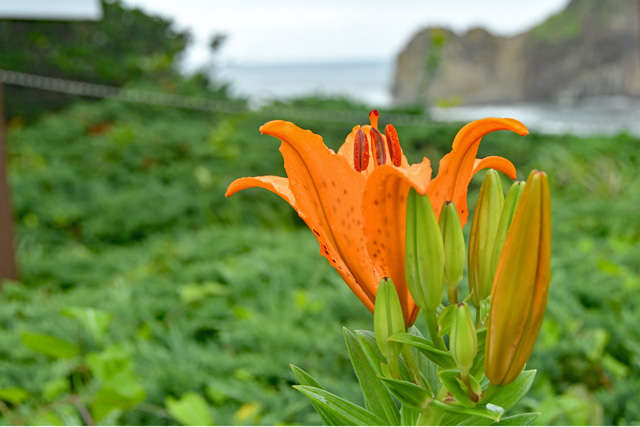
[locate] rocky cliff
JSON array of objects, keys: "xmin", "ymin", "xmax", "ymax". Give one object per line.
[{"xmin": 392, "ymin": 0, "xmax": 640, "ymax": 106}]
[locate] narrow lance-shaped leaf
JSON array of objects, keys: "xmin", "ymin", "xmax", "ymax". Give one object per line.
[
  {"xmin": 290, "ymin": 365, "xmax": 336, "ymax": 426},
  {"xmin": 389, "ymin": 332, "xmax": 455, "ymax": 369},
  {"xmin": 293, "ymin": 386, "xmax": 387, "ymax": 426},
  {"xmin": 344, "ymin": 328, "xmax": 400, "ymax": 425}
]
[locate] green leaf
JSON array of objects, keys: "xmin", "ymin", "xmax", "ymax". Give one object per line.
[
  {"xmin": 0, "ymin": 387, "xmax": 30, "ymax": 404},
  {"xmin": 290, "ymin": 365, "xmax": 325, "ymax": 390},
  {"xmin": 437, "ymin": 305, "xmax": 456, "ymax": 336},
  {"xmin": 43, "ymin": 378, "xmax": 69, "ymax": 402},
  {"xmin": 378, "ymin": 377, "xmax": 432, "ymax": 411},
  {"xmin": 290, "ymin": 365, "xmax": 335, "ymax": 426},
  {"xmin": 165, "ymin": 392, "xmax": 213, "ymax": 426},
  {"xmin": 400, "ymin": 403, "xmax": 420, "ymax": 426},
  {"xmin": 431, "ymin": 401, "xmax": 504, "ymax": 421},
  {"xmin": 293, "ymin": 386, "xmax": 387, "ymax": 426},
  {"xmin": 408, "ymin": 326, "xmax": 440, "ymax": 396},
  {"xmin": 355, "ymin": 330, "xmax": 386, "ymax": 376},
  {"xmin": 86, "ymin": 345, "xmax": 134, "ymax": 384},
  {"xmin": 179, "ymin": 282, "xmax": 226, "ymax": 305},
  {"xmin": 476, "ymin": 328, "xmax": 487, "ymax": 349},
  {"xmin": 28, "ymin": 410, "xmax": 64, "ymax": 426},
  {"xmin": 356, "ymin": 330, "xmax": 412, "ymax": 384},
  {"xmin": 491, "ymin": 412, "xmax": 540, "ymax": 426},
  {"xmin": 438, "ymin": 369, "xmax": 477, "ymax": 408},
  {"xmin": 344, "ymin": 328, "xmax": 400, "ymax": 425},
  {"xmin": 484, "ymin": 370, "xmax": 536, "ymax": 411},
  {"xmin": 61, "ymin": 307, "xmax": 113, "ymax": 343},
  {"xmin": 471, "ymin": 349, "xmax": 485, "ymax": 377},
  {"xmin": 92, "ymin": 385, "xmax": 146, "ymax": 421},
  {"xmin": 389, "ymin": 332, "xmax": 455, "ymax": 369},
  {"xmin": 21, "ymin": 332, "xmax": 79, "ymax": 359},
  {"xmin": 440, "ymin": 375, "xmax": 536, "ymax": 427}
]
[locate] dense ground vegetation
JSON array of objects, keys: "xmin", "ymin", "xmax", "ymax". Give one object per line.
[
  {"xmin": 2, "ymin": 1, "xmax": 639, "ymax": 425},
  {"xmin": 0, "ymin": 95, "xmax": 638, "ymax": 425}
]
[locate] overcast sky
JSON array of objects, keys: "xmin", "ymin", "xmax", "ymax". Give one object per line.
[
  {"xmin": 6, "ymin": 0, "xmax": 570, "ymax": 67},
  {"xmin": 119, "ymin": 0, "xmax": 571, "ymax": 67}
]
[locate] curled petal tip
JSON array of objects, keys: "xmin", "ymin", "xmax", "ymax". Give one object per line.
[
  {"xmin": 503, "ymin": 118, "xmax": 529, "ymax": 136},
  {"xmin": 259, "ymin": 119, "xmax": 293, "ymax": 135}
]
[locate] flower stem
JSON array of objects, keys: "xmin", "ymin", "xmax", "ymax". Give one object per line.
[
  {"xmin": 424, "ymin": 309, "xmax": 447, "ymax": 351},
  {"xmin": 416, "ymin": 406, "xmax": 442, "ymax": 426},
  {"xmin": 388, "ymin": 352, "xmax": 402, "ymax": 380},
  {"xmin": 401, "ymin": 345, "xmax": 425, "ymax": 388},
  {"xmin": 446, "ymin": 286, "xmax": 458, "ymax": 304}
]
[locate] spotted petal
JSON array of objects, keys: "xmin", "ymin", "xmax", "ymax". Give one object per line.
[
  {"xmin": 259, "ymin": 120, "xmax": 381, "ymax": 311},
  {"xmin": 362, "ymin": 159, "xmax": 432, "ymax": 325}
]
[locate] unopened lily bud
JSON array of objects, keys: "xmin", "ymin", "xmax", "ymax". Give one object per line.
[
  {"xmin": 405, "ymin": 188, "xmax": 444, "ymax": 311},
  {"xmin": 450, "ymin": 303, "xmax": 477, "ymax": 375},
  {"xmin": 490, "ymin": 181, "xmax": 525, "ymax": 283},
  {"xmin": 468, "ymin": 170, "xmax": 505, "ymax": 308},
  {"xmin": 439, "ymin": 201, "xmax": 465, "ymax": 302},
  {"xmin": 485, "ymin": 170, "xmax": 551, "ymax": 386},
  {"xmin": 374, "ymin": 278, "xmax": 405, "ymax": 359}
]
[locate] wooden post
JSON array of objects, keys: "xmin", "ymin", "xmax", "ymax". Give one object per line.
[{"xmin": 0, "ymin": 69, "xmax": 19, "ymax": 282}]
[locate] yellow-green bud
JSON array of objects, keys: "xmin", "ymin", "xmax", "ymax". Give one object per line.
[
  {"xmin": 490, "ymin": 180, "xmax": 525, "ymax": 283},
  {"xmin": 439, "ymin": 201, "xmax": 465, "ymax": 303},
  {"xmin": 405, "ymin": 188, "xmax": 444, "ymax": 311},
  {"xmin": 468, "ymin": 170, "xmax": 505, "ymax": 308},
  {"xmin": 374, "ymin": 278, "xmax": 405, "ymax": 360},
  {"xmin": 450, "ymin": 302, "xmax": 477, "ymax": 375},
  {"xmin": 485, "ymin": 170, "xmax": 552, "ymax": 386}
]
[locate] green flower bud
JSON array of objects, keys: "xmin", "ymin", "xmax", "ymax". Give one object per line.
[
  {"xmin": 485, "ymin": 170, "xmax": 552, "ymax": 386},
  {"xmin": 439, "ymin": 201, "xmax": 466, "ymax": 303},
  {"xmin": 490, "ymin": 180, "xmax": 525, "ymax": 283},
  {"xmin": 450, "ymin": 303, "xmax": 477, "ymax": 375},
  {"xmin": 468, "ymin": 170, "xmax": 505, "ymax": 308},
  {"xmin": 405, "ymin": 188, "xmax": 444, "ymax": 311},
  {"xmin": 374, "ymin": 278, "xmax": 405, "ymax": 360}
]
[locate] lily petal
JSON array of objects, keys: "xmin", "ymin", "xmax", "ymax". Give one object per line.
[
  {"xmin": 472, "ymin": 156, "xmax": 516, "ymax": 179},
  {"xmin": 260, "ymin": 120, "xmax": 381, "ymax": 311},
  {"xmin": 226, "ymin": 175, "xmax": 295, "ymax": 206},
  {"xmin": 428, "ymin": 118, "xmax": 528, "ymax": 225},
  {"xmin": 362, "ymin": 159, "xmax": 432, "ymax": 325}
]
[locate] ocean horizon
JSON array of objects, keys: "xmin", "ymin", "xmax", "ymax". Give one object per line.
[
  {"xmin": 214, "ymin": 60, "xmax": 640, "ymax": 136},
  {"xmin": 215, "ymin": 60, "xmax": 393, "ymax": 107}
]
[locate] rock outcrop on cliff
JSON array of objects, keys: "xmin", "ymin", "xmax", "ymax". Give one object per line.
[{"xmin": 392, "ymin": 0, "xmax": 640, "ymax": 106}]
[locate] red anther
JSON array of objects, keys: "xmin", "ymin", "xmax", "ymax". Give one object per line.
[
  {"xmin": 354, "ymin": 128, "xmax": 370, "ymax": 172},
  {"xmin": 369, "ymin": 110, "xmax": 379, "ymax": 129},
  {"xmin": 384, "ymin": 124, "xmax": 403, "ymax": 167},
  {"xmin": 369, "ymin": 127, "xmax": 387, "ymax": 167}
]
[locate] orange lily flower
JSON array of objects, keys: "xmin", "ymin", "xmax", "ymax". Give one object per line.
[{"xmin": 226, "ymin": 111, "xmax": 528, "ymax": 326}]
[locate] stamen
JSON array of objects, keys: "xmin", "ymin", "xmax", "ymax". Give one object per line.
[
  {"xmin": 354, "ymin": 128, "xmax": 370, "ymax": 172},
  {"xmin": 369, "ymin": 127, "xmax": 387, "ymax": 167},
  {"xmin": 384, "ymin": 124, "xmax": 403, "ymax": 167},
  {"xmin": 369, "ymin": 110, "xmax": 379, "ymax": 129}
]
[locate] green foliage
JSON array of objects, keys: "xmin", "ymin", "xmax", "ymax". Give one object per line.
[
  {"xmin": 2, "ymin": 92, "xmax": 640, "ymax": 425},
  {"xmin": 0, "ymin": 0, "xmax": 227, "ymax": 121},
  {"xmin": 166, "ymin": 392, "xmax": 213, "ymax": 426}
]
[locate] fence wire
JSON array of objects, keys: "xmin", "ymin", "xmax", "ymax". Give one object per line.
[{"xmin": 0, "ymin": 69, "xmax": 451, "ymax": 128}]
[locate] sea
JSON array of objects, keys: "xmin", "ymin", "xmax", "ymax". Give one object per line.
[{"xmin": 216, "ymin": 60, "xmax": 640, "ymax": 136}]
